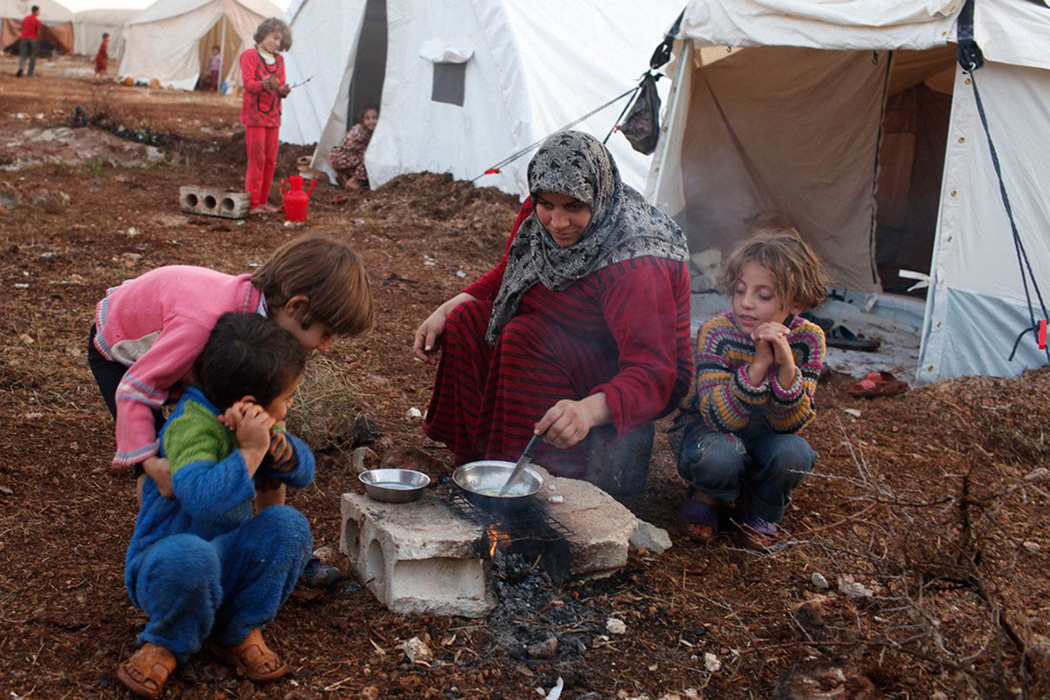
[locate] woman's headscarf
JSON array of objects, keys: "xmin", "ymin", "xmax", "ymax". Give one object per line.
[{"xmin": 486, "ymin": 130, "xmax": 688, "ymax": 343}]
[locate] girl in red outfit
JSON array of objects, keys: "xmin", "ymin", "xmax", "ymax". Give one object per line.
[
  {"xmin": 240, "ymin": 18, "xmax": 292, "ymax": 215},
  {"xmin": 94, "ymin": 33, "xmax": 109, "ymax": 76},
  {"xmin": 413, "ymin": 131, "xmax": 693, "ymax": 477}
]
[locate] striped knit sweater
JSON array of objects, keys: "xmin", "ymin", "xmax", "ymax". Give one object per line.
[{"xmin": 684, "ymin": 311, "xmax": 826, "ymax": 434}]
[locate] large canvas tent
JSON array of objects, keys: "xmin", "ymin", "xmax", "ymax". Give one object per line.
[
  {"xmin": 1, "ymin": 0, "xmax": 74, "ymax": 56},
  {"xmin": 647, "ymin": 0, "xmax": 1050, "ymax": 383},
  {"xmin": 118, "ymin": 0, "xmax": 282, "ymax": 91},
  {"xmin": 281, "ymin": 0, "xmax": 686, "ymax": 196},
  {"xmin": 74, "ymin": 8, "xmax": 138, "ymax": 61}
]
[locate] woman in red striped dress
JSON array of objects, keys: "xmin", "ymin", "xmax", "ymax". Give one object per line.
[{"xmin": 414, "ymin": 130, "xmax": 693, "ymax": 478}]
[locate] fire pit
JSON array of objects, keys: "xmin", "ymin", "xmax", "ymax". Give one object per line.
[{"xmin": 339, "ymin": 465, "xmax": 638, "ymax": 617}]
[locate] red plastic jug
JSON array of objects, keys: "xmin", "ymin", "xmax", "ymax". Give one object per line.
[{"xmin": 281, "ymin": 174, "xmax": 315, "ymax": 222}]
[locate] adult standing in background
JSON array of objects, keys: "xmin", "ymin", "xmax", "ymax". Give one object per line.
[{"xmin": 16, "ymin": 5, "xmax": 41, "ymax": 78}]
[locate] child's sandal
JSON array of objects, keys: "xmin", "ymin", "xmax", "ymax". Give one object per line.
[
  {"xmin": 116, "ymin": 643, "xmax": 177, "ymax": 699},
  {"xmin": 680, "ymin": 496, "xmax": 719, "ymax": 544},
  {"xmin": 734, "ymin": 511, "xmax": 778, "ymax": 551},
  {"xmin": 210, "ymin": 628, "xmax": 288, "ymax": 682}
]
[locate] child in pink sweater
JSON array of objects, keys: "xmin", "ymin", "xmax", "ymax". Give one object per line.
[{"xmin": 88, "ymin": 233, "xmax": 374, "ymax": 500}]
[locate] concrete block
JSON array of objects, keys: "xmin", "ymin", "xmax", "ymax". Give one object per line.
[
  {"xmin": 340, "ymin": 491, "xmax": 495, "ymax": 618},
  {"xmin": 178, "ymin": 186, "xmax": 250, "ymax": 219}
]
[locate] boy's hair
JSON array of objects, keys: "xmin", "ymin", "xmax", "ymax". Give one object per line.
[
  {"xmin": 254, "ymin": 17, "xmax": 292, "ymax": 51},
  {"xmin": 213, "ymin": 44, "xmax": 220, "ymax": 51},
  {"xmin": 102, "ymin": 32, "xmax": 109, "ymax": 39},
  {"xmin": 719, "ymin": 227, "xmax": 829, "ymax": 312},
  {"xmin": 31, "ymin": 5, "xmax": 39, "ymax": 12},
  {"xmin": 252, "ymin": 233, "xmax": 375, "ymax": 337},
  {"xmin": 196, "ymin": 312, "xmax": 306, "ymax": 412}
]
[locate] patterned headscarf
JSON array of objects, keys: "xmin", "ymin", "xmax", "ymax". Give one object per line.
[{"xmin": 486, "ymin": 130, "xmax": 688, "ymax": 343}]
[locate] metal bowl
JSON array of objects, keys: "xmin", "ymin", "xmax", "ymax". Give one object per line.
[
  {"xmin": 359, "ymin": 468, "xmax": 430, "ymax": 503},
  {"xmin": 452, "ymin": 460, "xmax": 544, "ymax": 513}
]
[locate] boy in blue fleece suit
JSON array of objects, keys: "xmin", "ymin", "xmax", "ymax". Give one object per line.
[{"xmin": 116, "ymin": 312, "xmax": 314, "ymax": 699}]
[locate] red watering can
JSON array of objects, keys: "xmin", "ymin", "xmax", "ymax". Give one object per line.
[{"xmin": 281, "ymin": 174, "xmax": 316, "ymax": 222}]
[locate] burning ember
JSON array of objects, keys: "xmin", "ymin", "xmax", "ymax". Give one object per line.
[{"xmin": 485, "ymin": 523, "xmax": 513, "ymax": 558}]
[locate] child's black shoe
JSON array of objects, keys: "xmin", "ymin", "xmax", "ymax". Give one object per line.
[{"xmin": 302, "ymin": 556, "xmax": 340, "ymax": 588}]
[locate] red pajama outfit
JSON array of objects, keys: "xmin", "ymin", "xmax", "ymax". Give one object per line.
[
  {"xmin": 424, "ymin": 202, "xmax": 694, "ymax": 477},
  {"xmin": 239, "ymin": 48, "xmax": 285, "ymax": 208}
]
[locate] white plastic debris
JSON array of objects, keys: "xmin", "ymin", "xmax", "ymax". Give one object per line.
[
  {"xmin": 548, "ymin": 495, "xmax": 564, "ymax": 504},
  {"xmin": 126, "ymin": 227, "xmax": 138, "ymax": 237},
  {"xmin": 13, "ymin": 283, "xmax": 29, "ymax": 289},
  {"xmin": 405, "ymin": 407, "xmax": 423, "ymax": 421},
  {"xmin": 544, "ymin": 677, "xmax": 564, "ymax": 700},
  {"xmin": 703, "ymin": 652, "xmax": 722, "ymax": 672},
  {"xmin": 456, "ymin": 270, "xmax": 466, "ymax": 278},
  {"xmin": 843, "ymin": 408, "xmax": 862, "ymax": 418},
  {"xmin": 606, "ymin": 618, "xmax": 627, "ymax": 635}
]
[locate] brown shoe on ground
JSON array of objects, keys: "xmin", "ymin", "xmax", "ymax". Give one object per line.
[
  {"xmin": 210, "ymin": 628, "xmax": 288, "ymax": 682},
  {"xmin": 116, "ymin": 643, "xmax": 177, "ymax": 699}
]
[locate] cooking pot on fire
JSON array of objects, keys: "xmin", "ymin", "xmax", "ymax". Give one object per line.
[{"xmin": 452, "ymin": 460, "xmax": 544, "ymax": 513}]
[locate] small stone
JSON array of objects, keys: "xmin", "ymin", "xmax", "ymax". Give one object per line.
[
  {"xmin": 703, "ymin": 652, "xmax": 721, "ymax": 672},
  {"xmin": 811, "ymin": 572, "xmax": 829, "ymax": 589},
  {"xmin": 405, "ymin": 407, "xmax": 423, "ymax": 421},
  {"xmin": 837, "ymin": 574, "xmax": 874, "ymax": 599},
  {"xmin": 1022, "ymin": 541, "xmax": 1041, "ymax": 553},
  {"xmin": 606, "ymin": 618, "xmax": 627, "ymax": 635},
  {"xmin": 630, "ymin": 518, "xmax": 672, "ymax": 554},
  {"xmin": 351, "ymin": 446, "xmax": 379, "ymax": 475},
  {"xmin": 126, "ymin": 227, "xmax": 138, "ymax": 237},
  {"xmin": 548, "ymin": 495, "xmax": 564, "ymax": 504},
  {"xmin": 843, "ymin": 408, "xmax": 862, "ymax": 418},
  {"xmin": 399, "ymin": 636, "xmax": 433, "ymax": 665},
  {"xmin": 1024, "ymin": 467, "xmax": 1049, "ymax": 483},
  {"xmin": 526, "ymin": 636, "xmax": 558, "ymax": 659}
]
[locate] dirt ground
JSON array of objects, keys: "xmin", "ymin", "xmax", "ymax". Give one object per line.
[{"xmin": 1, "ymin": 56, "xmax": 1048, "ymax": 700}]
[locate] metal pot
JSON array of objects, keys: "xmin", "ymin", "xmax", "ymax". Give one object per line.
[
  {"xmin": 452, "ymin": 460, "xmax": 544, "ymax": 513},
  {"xmin": 359, "ymin": 468, "xmax": 430, "ymax": 503}
]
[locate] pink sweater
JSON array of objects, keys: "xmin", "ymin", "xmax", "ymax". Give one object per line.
[{"xmin": 93, "ymin": 266, "xmax": 266, "ymax": 465}]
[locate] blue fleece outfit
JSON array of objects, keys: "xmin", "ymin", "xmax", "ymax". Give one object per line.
[{"xmin": 124, "ymin": 386, "xmax": 315, "ymax": 662}]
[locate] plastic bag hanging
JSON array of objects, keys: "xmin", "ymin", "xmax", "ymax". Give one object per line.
[{"xmin": 620, "ymin": 73, "xmax": 661, "ymax": 155}]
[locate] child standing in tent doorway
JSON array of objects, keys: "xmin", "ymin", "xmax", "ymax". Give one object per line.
[
  {"xmin": 94, "ymin": 33, "xmax": 109, "ymax": 78},
  {"xmin": 330, "ymin": 104, "xmax": 379, "ymax": 191},
  {"xmin": 208, "ymin": 44, "xmax": 222, "ymax": 91},
  {"xmin": 239, "ymin": 18, "xmax": 292, "ymax": 215},
  {"xmin": 672, "ymin": 228, "xmax": 828, "ymax": 550}
]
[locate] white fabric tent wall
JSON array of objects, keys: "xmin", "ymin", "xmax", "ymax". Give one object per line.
[
  {"xmin": 280, "ymin": 0, "xmax": 684, "ymax": 196},
  {"xmin": 118, "ymin": 0, "xmax": 282, "ymax": 91},
  {"xmin": 74, "ymin": 8, "xmax": 138, "ymax": 60},
  {"xmin": 647, "ymin": 0, "xmax": 1050, "ymax": 383}
]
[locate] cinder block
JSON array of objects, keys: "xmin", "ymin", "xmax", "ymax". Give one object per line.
[
  {"xmin": 178, "ymin": 186, "xmax": 250, "ymax": 219},
  {"xmin": 340, "ymin": 491, "xmax": 495, "ymax": 618}
]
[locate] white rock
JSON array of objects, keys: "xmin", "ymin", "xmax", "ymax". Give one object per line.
[
  {"xmin": 548, "ymin": 495, "xmax": 564, "ymax": 504},
  {"xmin": 703, "ymin": 652, "xmax": 721, "ymax": 672},
  {"xmin": 1022, "ymin": 541, "xmax": 1041, "ymax": 553},
  {"xmin": 399, "ymin": 636, "xmax": 433, "ymax": 664},
  {"xmin": 843, "ymin": 408, "xmax": 862, "ymax": 418},
  {"xmin": 405, "ymin": 407, "xmax": 423, "ymax": 420},
  {"xmin": 811, "ymin": 572, "xmax": 829, "ymax": 589},
  {"xmin": 1024, "ymin": 467, "xmax": 1049, "ymax": 483},
  {"xmin": 630, "ymin": 518, "xmax": 673, "ymax": 554},
  {"xmin": 606, "ymin": 618, "xmax": 627, "ymax": 635},
  {"xmin": 837, "ymin": 574, "xmax": 874, "ymax": 599}
]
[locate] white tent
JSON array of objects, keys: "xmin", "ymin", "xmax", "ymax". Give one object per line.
[
  {"xmin": 280, "ymin": 0, "xmax": 685, "ymax": 196},
  {"xmin": 118, "ymin": 0, "xmax": 282, "ymax": 91},
  {"xmin": 1, "ymin": 0, "xmax": 74, "ymax": 55},
  {"xmin": 74, "ymin": 8, "xmax": 138, "ymax": 61},
  {"xmin": 647, "ymin": 0, "xmax": 1050, "ymax": 383}
]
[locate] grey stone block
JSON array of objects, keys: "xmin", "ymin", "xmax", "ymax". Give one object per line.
[{"xmin": 178, "ymin": 185, "xmax": 250, "ymax": 219}]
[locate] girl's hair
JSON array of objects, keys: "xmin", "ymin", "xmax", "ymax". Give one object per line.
[
  {"xmin": 719, "ymin": 227, "xmax": 829, "ymax": 311},
  {"xmin": 358, "ymin": 104, "xmax": 380, "ymax": 122},
  {"xmin": 254, "ymin": 17, "xmax": 292, "ymax": 51},
  {"xmin": 252, "ymin": 233, "xmax": 375, "ymax": 337},
  {"xmin": 196, "ymin": 312, "xmax": 306, "ymax": 411}
]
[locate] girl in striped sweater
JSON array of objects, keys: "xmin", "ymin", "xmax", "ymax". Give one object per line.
[{"xmin": 675, "ymin": 229, "xmax": 828, "ymax": 549}]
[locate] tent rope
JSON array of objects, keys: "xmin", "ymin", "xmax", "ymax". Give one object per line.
[
  {"xmin": 956, "ymin": 0, "xmax": 1050, "ymax": 364},
  {"xmin": 421, "ymin": 85, "xmax": 641, "ymax": 207}
]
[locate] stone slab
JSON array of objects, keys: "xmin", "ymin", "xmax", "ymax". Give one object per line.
[{"xmin": 178, "ymin": 185, "xmax": 250, "ymax": 219}]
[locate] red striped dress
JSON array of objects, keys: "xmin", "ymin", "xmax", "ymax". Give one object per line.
[{"xmin": 423, "ymin": 203, "xmax": 694, "ymax": 477}]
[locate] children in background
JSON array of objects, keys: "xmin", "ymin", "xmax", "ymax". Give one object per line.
[
  {"xmin": 115, "ymin": 312, "xmax": 313, "ymax": 699},
  {"xmin": 207, "ymin": 44, "xmax": 222, "ymax": 92},
  {"xmin": 239, "ymin": 18, "xmax": 292, "ymax": 215},
  {"xmin": 330, "ymin": 104, "xmax": 379, "ymax": 191},
  {"xmin": 673, "ymin": 228, "xmax": 828, "ymax": 549},
  {"xmin": 94, "ymin": 32, "xmax": 109, "ymax": 76},
  {"xmin": 88, "ymin": 232, "xmax": 374, "ymax": 501}
]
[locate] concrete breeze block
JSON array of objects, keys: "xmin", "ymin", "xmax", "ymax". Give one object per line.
[{"xmin": 178, "ymin": 186, "xmax": 250, "ymax": 219}]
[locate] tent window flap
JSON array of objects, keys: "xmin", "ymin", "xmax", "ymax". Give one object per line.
[{"xmin": 432, "ymin": 62, "xmax": 465, "ymax": 106}]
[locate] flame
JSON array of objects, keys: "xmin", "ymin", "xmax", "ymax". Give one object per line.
[{"xmin": 485, "ymin": 524, "xmax": 511, "ymax": 558}]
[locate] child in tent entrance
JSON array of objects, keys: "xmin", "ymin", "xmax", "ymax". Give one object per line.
[
  {"xmin": 672, "ymin": 228, "xmax": 828, "ymax": 549},
  {"xmin": 240, "ymin": 18, "xmax": 292, "ymax": 215},
  {"xmin": 95, "ymin": 33, "xmax": 109, "ymax": 77},
  {"xmin": 115, "ymin": 313, "xmax": 314, "ymax": 699},
  {"xmin": 330, "ymin": 104, "xmax": 379, "ymax": 191},
  {"xmin": 208, "ymin": 45, "xmax": 222, "ymax": 92}
]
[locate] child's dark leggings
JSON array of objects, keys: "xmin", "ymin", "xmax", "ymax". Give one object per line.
[
  {"xmin": 677, "ymin": 419, "xmax": 816, "ymax": 523},
  {"xmin": 88, "ymin": 324, "xmax": 164, "ymax": 475}
]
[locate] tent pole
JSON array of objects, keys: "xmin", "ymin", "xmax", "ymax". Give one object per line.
[{"xmin": 219, "ymin": 15, "xmax": 227, "ymax": 90}]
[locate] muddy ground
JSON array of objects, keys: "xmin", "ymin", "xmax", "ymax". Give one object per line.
[{"xmin": 1, "ymin": 56, "xmax": 1048, "ymax": 700}]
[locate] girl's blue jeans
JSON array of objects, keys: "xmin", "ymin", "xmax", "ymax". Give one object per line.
[{"xmin": 676, "ymin": 419, "xmax": 816, "ymax": 523}]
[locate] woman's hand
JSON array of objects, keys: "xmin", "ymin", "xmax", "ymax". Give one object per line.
[
  {"xmin": 413, "ymin": 292, "xmax": 477, "ymax": 365},
  {"xmin": 535, "ymin": 394, "xmax": 610, "ymax": 450}
]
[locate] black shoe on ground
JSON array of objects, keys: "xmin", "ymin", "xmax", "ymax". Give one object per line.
[
  {"xmin": 15, "ymin": 69, "xmax": 22, "ymax": 77},
  {"xmin": 301, "ymin": 556, "xmax": 340, "ymax": 588}
]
